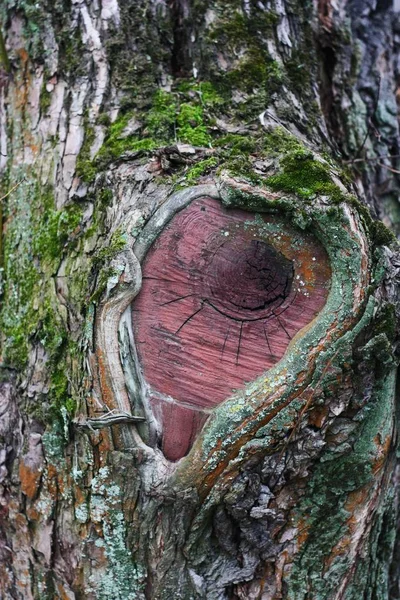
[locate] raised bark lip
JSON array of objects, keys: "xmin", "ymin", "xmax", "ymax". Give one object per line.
[
  {"xmin": 131, "ymin": 193, "xmax": 331, "ymax": 462},
  {"xmin": 93, "ymin": 177, "xmax": 372, "ymax": 504}
]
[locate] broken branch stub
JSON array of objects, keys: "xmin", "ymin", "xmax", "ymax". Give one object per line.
[
  {"xmin": 92, "ymin": 179, "xmax": 373, "ymax": 474},
  {"xmin": 132, "ymin": 196, "xmax": 331, "ymax": 460}
]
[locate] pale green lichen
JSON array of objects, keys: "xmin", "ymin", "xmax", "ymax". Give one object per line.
[
  {"xmin": 287, "ymin": 370, "xmax": 396, "ymax": 599},
  {"xmin": 87, "ymin": 467, "xmax": 145, "ymax": 599}
]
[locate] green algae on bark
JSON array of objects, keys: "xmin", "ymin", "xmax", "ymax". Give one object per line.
[
  {"xmin": 287, "ymin": 369, "xmax": 396, "ymax": 600},
  {"xmin": 0, "ymin": 173, "xmax": 86, "ymax": 422}
]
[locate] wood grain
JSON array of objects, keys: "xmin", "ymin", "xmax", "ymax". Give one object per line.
[{"xmin": 132, "ymin": 197, "xmax": 331, "ymax": 460}]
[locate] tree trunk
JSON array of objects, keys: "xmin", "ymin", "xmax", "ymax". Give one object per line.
[{"xmin": 1, "ymin": 1, "xmax": 400, "ymax": 598}]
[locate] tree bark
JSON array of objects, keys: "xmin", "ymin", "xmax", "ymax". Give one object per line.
[{"xmin": 0, "ymin": 1, "xmax": 400, "ymax": 599}]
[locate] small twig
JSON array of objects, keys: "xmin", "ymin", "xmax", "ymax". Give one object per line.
[
  {"xmin": 377, "ymin": 162, "xmax": 400, "ymax": 175},
  {"xmin": 344, "ymin": 154, "xmax": 400, "ymax": 165},
  {"xmin": 0, "ymin": 178, "xmax": 25, "ymax": 204},
  {"xmin": 74, "ymin": 411, "xmax": 145, "ymax": 431}
]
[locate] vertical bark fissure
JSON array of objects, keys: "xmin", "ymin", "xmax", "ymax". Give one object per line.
[{"xmin": 168, "ymin": 0, "xmax": 192, "ymax": 77}]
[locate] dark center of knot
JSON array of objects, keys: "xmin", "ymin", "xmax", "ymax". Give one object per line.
[{"xmin": 204, "ymin": 239, "xmax": 294, "ymax": 321}]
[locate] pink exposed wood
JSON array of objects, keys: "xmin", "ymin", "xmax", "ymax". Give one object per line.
[{"xmin": 132, "ymin": 197, "xmax": 331, "ymax": 461}]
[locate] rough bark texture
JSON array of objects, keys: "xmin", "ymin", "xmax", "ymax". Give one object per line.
[{"xmin": 0, "ymin": 1, "xmax": 400, "ymax": 599}]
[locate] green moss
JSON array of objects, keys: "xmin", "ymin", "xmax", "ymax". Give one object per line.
[
  {"xmin": 39, "ymin": 80, "xmax": 52, "ymax": 115},
  {"xmin": 372, "ymin": 303, "xmax": 397, "ymax": 342},
  {"xmin": 103, "ymin": 0, "xmax": 172, "ymax": 110},
  {"xmin": 370, "ymin": 219, "xmax": 396, "ymax": 247},
  {"xmin": 88, "ymin": 230, "xmax": 128, "ymax": 303},
  {"xmin": 342, "ymin": 195, "xmax": 396, "ymax": 247},
  {"xmin": 208, "ymin": 9, "xmax": 279, "ymax": 49},
  {"xmin": 32, "ymin": 188, "xmax": 82, "ymax": 267},
  {"xmin": 48, "ymin": 361, "xmax": 76, "ymax": 420},
  {"xmin": 187, "ymin": 81, "xmax": 225, "ymax": 106},
  {"xmin": 0, "ymin": 29, "xmax": 10, "ymax": 73},
  {"xmin": 204, "ymin": 9, "xmax": 286, "ymax": 117},
  {"xmin": 266, "ymin": 149, "xmax": 347, "ymax": 201},
  {"xmin": 0, "ymin": 175, "xmax": 82, "ymax": 423},
  {"xmin": 262, "ymin": 127, "xmax": 305, "ymax": 155},
  {"xmin": 95, "ymin": 111, "xmax": 158, "ymax": 168},
  {"xmin": 93, "ymin": 230, "xmax": 127, "ymax": 265},
  {"xmin": 98, "ymin": 188, "xmax": 113, "ymax": 207},
  {"xmin": 360, "ymin": 333, "xmax": 395, "ymax": 376},
  {"xmin": 214, "ymin": 134, "xmax": 258, "ymax": 155},
  {"xmin": 176, "ymin": 103, "xmax": 212, "ymax": 147},
  {"xmin": 145, "ymin": 88, "xmax": 214, "ymax": 147},
  {"xmin": 58, "ymin": 24, "xmax": 88, "ymax": 78},
  {"xmin": 97, "ymin": 113, "xmax": 111, "ymax": 127},
  {"xmin": 89, "ymin": 267, "xmax": 119, "ymax": 304},
  {"xmin": 145, "ymin": 90, "xmax": 177, "ymax": 141},
  {"xmin": 228, "ymin": 53, "xmax": 283, "ymax": 94},
  {"xmin": 92, "ymin": 84, "xmax": 222, "ymax": 170},
  {"xmin": 169, "ymin": 126, "xmax": 353, "ymax": 205},
  {"xmin": 220, "ymin": 155, "xmax": 262, "ymax": 185},
  {"xmin": 284, "ymin": 49, "xmax": 314, "ymax": 98},
  {"xmin": 76, "ymin": 121, "xmax": 97, "ymax": 183},
  {"xmin": 182, "ymin": 157, "xmax": 218, "ymax": 186}
]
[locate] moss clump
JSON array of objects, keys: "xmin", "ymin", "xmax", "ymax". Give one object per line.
[
  {"xmin": 0, "ymin": 253, "xmax": 37, "ymax": 366},
  {"xmin": 176, "ymin": 103, "xmax": 212, "ymax": 147},
  {"xmin": 177, "ymin": 80, "xmax": 225, "ymax": 107},
  {"xmin": 214, "ymin": 134, "xmax": 258, "ymax": 155},
  {"xmin": 32, "ymin": 188, "xmax": 82, "ymax": 267},
  {"xmin": 220, "ymin": 155, "xmax": 262, "ymax": 184},
  {"xmin": 0, "ymin": 177, "xmax": 82, "ymax": 424},
  {"xmin": 266, "ymin": 149, "xmax": 346, "ymax": 201},
  {"xmin": 82, "ymin": 83, "xmax": 223, "ymax": 175},
  {"xmin": 97, "ymin": 113, "xmax": 111, "ymax": 127},
  {"xmin": 370, "ymin": 219, "xmax": 396, "ymax": 247},
  {"xmin": 227, "ymin": 53, "xmax": 283, "ymax": 95},
  {"xmin": 76, "ymin": 122, "xmax": 97, "ymax": 183},
  {"xmin": 39, "ymin": 80, "xmax": 52, "ymax": 115},
  {"xmin": 93, "ymin": 230, "xmax": 127, "ymax": 266},
  {"xmin": 208, "ymin": 10, "xmax": 279, "ymax": 52},
  {"xmin": 262, "ymin": 127, "xmax": 305, "ymax": 155},
  {"xmin": 145, "ymin": 90, "xmax": 177, "ymax": 141},
  {"xmin": 170, "ymin": 126, "xmax": 352, "ymax": 205},
  {"xmin": 95, "ymin": 112, "xmax": 157, "ymax": 168},
  {"xmin": 182, "ymin": 157, "xmax": 218, "ymax": 186},
  {"xmin": 98, "ymin": 188, "xmax": 113, "ymax": 207},
  {"xmin": 144, "ymin": 87, "xmax": 215, "ymax": 147},
  {"xmin": 372, "ymin": 303, "xmax": 397, "ymax": 343},
  {"xmin": 205, "ymin": 10, "xmax": 286, "ymax": 117}
]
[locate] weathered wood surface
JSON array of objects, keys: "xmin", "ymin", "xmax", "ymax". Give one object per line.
[
  {"xmin": 133, "ymin": 196, "xmax": 330, "ymax": 460},
  {"xmin": 0, "ymin": 0, "xmax": 400, "ymax": 599}
]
